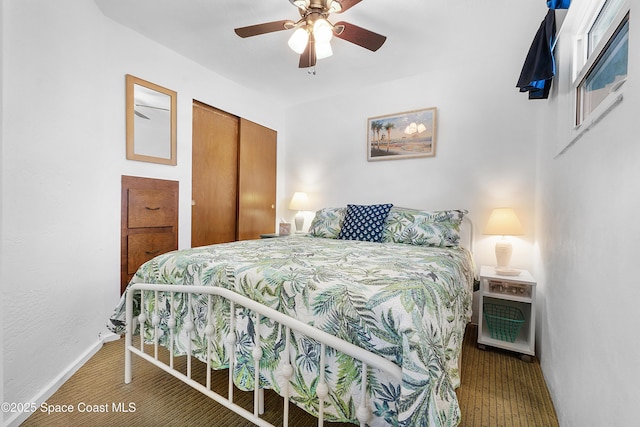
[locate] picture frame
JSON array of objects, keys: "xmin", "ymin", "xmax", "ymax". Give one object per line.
[
  {"xmin": 278, "ymin": 222, "xmax": 291, "ymax": 236},
  {"xmin": 367, "ymin": 107, "xmax": 437, "ymax": 161}
]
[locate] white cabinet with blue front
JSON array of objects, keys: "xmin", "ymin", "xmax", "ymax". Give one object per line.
[{"xmin": 477, "ymin": 265, "xmax": 536, "ymax": 361}]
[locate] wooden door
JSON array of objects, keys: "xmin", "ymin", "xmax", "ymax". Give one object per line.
[
  {"xmin": 237, "ymin": 118, "xmax": 277, "ymax": 240},
  {"xmin": 191, "ymin": 102, "xmax": 239, "ymax": 247}
]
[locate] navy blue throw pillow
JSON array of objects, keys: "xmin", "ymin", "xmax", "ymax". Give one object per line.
[{"xmin": 338, "ymin": 204, "xmax": 393, "ymax": 242}]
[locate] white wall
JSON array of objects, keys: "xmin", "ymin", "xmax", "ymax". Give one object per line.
[
  {"xmin": 1, "ymin": 1, "xmax": 285, "ymax": 424},
  {"xmin": 535, "ymin": 1, "xmax": 640, "ymax": 425},
  {"xmin": 10, "ymin": 0, "xmax": 638, "ymax": 426},
  {"xmin": 283, "ymin": 1, "xmax": 546, "ymax": 274}
]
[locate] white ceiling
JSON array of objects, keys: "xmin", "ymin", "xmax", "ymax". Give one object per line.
[{"xmin": 94, "ymin": 0, "xmax": 527, "ymax": 105}]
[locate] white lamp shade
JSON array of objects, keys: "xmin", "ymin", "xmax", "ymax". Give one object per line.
[
  {"xmin": 288, "ymin": 192, "xmax": 310, "ymax": 211},
  {"xmin": 288, "ymin": 28, "xmax": 309, "ymax": 54},
  {"xmin": 484, "ymin": 208, "xmax": 524, "ymax": 236}
]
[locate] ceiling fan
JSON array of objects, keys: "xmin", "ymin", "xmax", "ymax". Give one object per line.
[
  {"xmin": 134, "ymin": 104, "xmax": 170, "ymax": 120},
  {"xmin": 234, "ymin": 0, "xmax": 387, "ymax": 69}
]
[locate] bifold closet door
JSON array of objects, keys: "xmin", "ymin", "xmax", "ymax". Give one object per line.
[{"xmin": 191, "ymin": 102, "xmax": 238, "ymax": 247}]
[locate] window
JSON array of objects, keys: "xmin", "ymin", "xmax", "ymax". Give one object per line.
[
  {"xmin": 577, "ymin": 17, "xmax": 628, "ymax": 124},
  {"xmin": 572, "ymin": 0, "xmax": 629, "ymax": 131},
  {"xmin": 588, "ymin": 0, "xmax": 626, "ymax": 54}
]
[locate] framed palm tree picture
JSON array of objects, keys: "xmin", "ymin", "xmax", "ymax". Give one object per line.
[{"xmin": 367, "ymin": 107, "xmax": 437, "ymax": 161}]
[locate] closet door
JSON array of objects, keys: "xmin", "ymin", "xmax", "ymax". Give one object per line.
[
  {"xmin": 237, "ymin": 118, "xmax": 277, "ymax": 240},
  {"xmin": 191, "ymin": 102, "xmax": 238, "ymax": 247}
]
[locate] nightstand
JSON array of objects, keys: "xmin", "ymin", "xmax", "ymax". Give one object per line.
[{"xmin": 477, "ymin": 265, "xmax": 536, "ymax": 361}]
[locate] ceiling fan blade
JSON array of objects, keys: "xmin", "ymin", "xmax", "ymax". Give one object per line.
[
  {"xmin": 336, "ymin": 0, "xmax": 362, "ymax": 13},
  {"xmin": 234, "ymin": 20, "xmax": 295, "ymax": 38},
  {"xmin": 136, "ymin": 104, "xmax": 169, "ymax": 112},
  {"xmin": 333, "ymin": 21, "xmax": 386, "ymax": 51},
  {"xmin": 134, "ymin": 110, "xmax": 150, "ymax": 120},
  {"xmin": 298, "ymin": 35, "xmax": 317, "ymax": 68}
]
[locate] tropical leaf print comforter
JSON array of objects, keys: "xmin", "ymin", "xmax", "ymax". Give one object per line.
[{"xmin": 108, "ymin": 235, "xmax": 475, "ymax": 427}]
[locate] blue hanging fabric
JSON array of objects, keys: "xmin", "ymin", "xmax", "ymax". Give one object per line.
[
  {"xmin": 516, "ymin": 9, "xmax": 557, "ymax": 99},
  {"xmin": 516, "ymin": 0, "xmax": 570, "ymax": 99},
  {"xmin": 547, "ymin": 0, "xmax": 571, "ymax": 9}
]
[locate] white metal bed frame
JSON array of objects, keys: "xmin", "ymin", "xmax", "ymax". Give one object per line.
[
  {"xmin": 123, "ymin": 217, "xmax": 475, "ymax": 426},
  {"xmin": 125, "ymin": 284, "xmax": 403, "ymax": 427}
]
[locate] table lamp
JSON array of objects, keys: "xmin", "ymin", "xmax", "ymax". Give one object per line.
[
  {"xmin": 288, "ymin": 192, "xmax": 310, "ymax": 233},
  {"xmin": 484, "ymin": 207, "xmax": 524, "ymax": 275}
]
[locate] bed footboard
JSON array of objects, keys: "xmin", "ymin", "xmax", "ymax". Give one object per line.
[{"xmin": 124, "ymin": 283, "xmax": 402, "ymax": 427}]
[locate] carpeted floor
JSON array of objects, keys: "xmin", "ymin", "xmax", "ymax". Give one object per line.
[{"xmin": 22, "ymin": 325, "xmax": 558, "ymax": 426}]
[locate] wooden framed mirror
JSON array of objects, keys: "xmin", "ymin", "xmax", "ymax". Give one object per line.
[{"xmin": 126, "ymin": 74, "xmax": 177, "ymax": 165}]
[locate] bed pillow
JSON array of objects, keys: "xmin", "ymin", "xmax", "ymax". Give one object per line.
[
  {"xmin": 382, "ymin": 208, "xmax": 467, "ymax": 247},
  {"xmin": 338, "ymin": 203, "xmax": 393, "ymax": 242},
  {"xmin": 307, "ymin": 207, "xmax": 347, "ymax": 238}
]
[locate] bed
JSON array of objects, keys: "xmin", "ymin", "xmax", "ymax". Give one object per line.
[{"xmin": 108, "ymin": 205, "xmax": 475, "ymax": 427}]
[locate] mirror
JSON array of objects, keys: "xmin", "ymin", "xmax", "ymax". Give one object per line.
[{"xmin": 126, "ymin": 74, "xmax": 177, "ymax": 165}]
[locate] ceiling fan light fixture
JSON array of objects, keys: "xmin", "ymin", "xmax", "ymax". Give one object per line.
[
  {"xmin": 234, "ymin": 0, "xmax": 387, "ymax": 68},
  {"xmin": 327, "ymin": 0, "xmax": 342, "ymax": 13},
  {"xmin": 288, "ymin": 27, "xmax": 309, "ymax": 54},
  {"xmin": 315, "ymin": 40, "xmax": 333, "ymax": 59},
  {"xmin": 292, "ymin": 0, "xmax": 310, "ymax": 9},
  {"xmin": 313, "ymin": 18, "xmax": 333, "ymax": 43}
]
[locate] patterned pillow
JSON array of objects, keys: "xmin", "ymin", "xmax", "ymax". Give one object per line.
[
  {"xmin": 307, "ymin": 207, "xmax": 347, "ymax": 238},
  {"xmin": 338, "ymin": 204, "xmax": 394, "ymax": 242},
  {"xmin": 382, "ymin": 208, "xmax": 467, "ymax": 247}
]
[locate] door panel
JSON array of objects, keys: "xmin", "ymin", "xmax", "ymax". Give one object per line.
[
  {"xmin": 237, "ymin": 118, "xmax": 277, "ymax": 240},
  {"xmin": 191, "ymin": 102, "xmax": 239, "ymax": 247}
]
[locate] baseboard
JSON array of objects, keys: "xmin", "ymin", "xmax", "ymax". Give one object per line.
[
  {"xmin": 101, "ymin": 331, "xmax": 120, "ymax": 343},
  {"xmin": 3, "ymin": 336, "xmax": 108, "ymax": 427}
]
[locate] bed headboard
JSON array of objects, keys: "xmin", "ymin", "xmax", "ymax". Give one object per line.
[{"xmin": 460, "ymin": 216, "xmax": 474, "ymax": 254}]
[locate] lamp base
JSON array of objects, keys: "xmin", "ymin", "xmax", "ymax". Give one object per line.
[
  {"xmin": 495, "ymin": 238, "xmax": 513, "ymax": 269},
  {"xmin": 294, "ymin": 211, "xmax": 304, "ymax": 233},
  {"xmin": 494, "ymin": 267, "xmax": 521, "ymax": 276}
]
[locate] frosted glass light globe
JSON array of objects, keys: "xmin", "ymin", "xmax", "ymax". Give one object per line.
[
  {"xmin": 288, "ymin": 27, "xmax": 309, "ymax": 54},
  {"xmin": 313, "ymin": 19, "xmax": 333, "ymax": 42}
]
